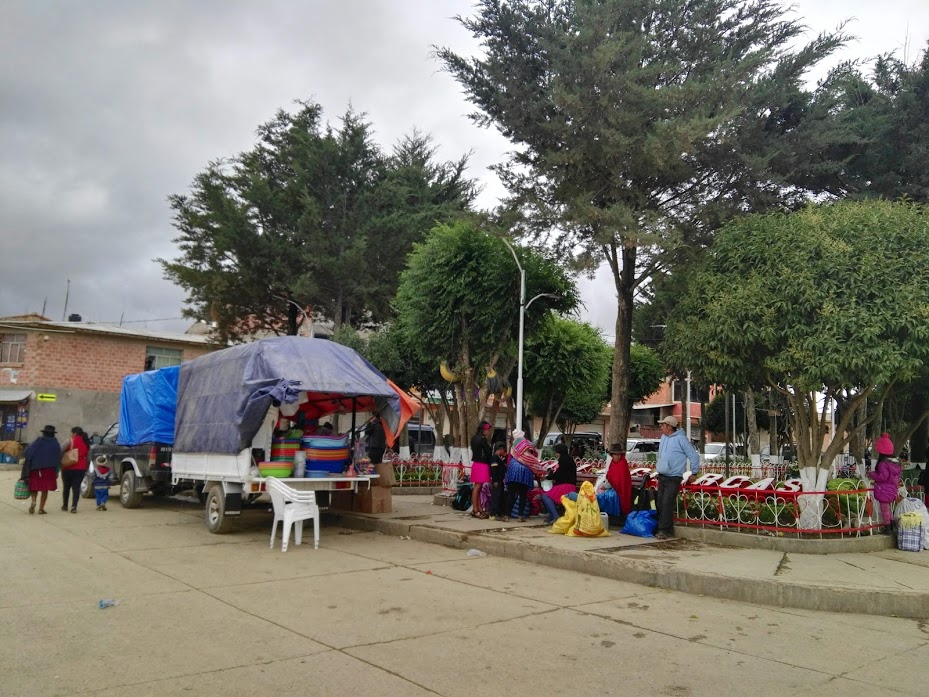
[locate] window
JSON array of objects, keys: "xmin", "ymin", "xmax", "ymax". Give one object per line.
[
  {"xmin": 671, "ymin": 379, "xmax": 702, "ymax": 403},
  {"xmin": 0, "ymin": 334, "xmax": 25, "ymax": 363},
  {"xmin": 145, "ymin": 346, "xmax": 182, "ymax": 370},
  {"xmin": 102, "ymin": 424, "xmax": 119, "ymax": 444}
]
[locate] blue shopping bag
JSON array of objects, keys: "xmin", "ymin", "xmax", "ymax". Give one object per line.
[
  {"xmin": 621, "ymin": 510, "xmax": 658, "ymax": 538},
  {"xmin": 596, "ymin": 489, "xmax": 621, "ymax": 516}
]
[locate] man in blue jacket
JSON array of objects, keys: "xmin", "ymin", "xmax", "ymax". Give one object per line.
[{"xmin": 655, "ymin": 416, "xmax": 700, "ymax": 539}]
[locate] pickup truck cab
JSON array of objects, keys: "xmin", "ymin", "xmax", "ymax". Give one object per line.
[{"xmin": 81, "ymin": 422, "xmax": 173, "ymax": 507}]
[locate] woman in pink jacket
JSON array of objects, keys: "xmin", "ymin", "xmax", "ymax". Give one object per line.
[{"xmin": 870, "ymin": 433, "xmax": 902, "ymax": 533}]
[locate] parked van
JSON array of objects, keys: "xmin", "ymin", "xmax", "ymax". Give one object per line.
[
  {"xmin": 407, "ymin": 423, "xmax": 436, "ymax": 456},
  {"xmin": 542, "ymin": 431, "xmax": 603, "ymax": 455}
]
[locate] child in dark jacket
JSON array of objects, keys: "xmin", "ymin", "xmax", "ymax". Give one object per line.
[
  {"xmin": 870, "ymin": 433, "xmax": 902, "ymax": 532},
  {"xmin": 489, "ymin": 442, "xmax": 509, "ymax": 521},
  {"xmin": 93, "ymin": 461, "xmax": 112, "ymax": 511}
]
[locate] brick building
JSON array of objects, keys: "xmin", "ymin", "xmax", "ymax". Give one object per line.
[{"xmin": 0, "ymin": 315, "xmax": 214, "ymax": 442}]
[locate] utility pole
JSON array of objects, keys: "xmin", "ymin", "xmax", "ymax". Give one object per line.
[
  {"xmin": 724, "ymin": 391, "xmax": 730, "ymax": 479},
  {"xmin": 685, "ymin": 371, "xmax": 692, "ymax": 441},
  {"xmin": 61, "ymin": 279, "xmax": 70, "ymax": 321}
]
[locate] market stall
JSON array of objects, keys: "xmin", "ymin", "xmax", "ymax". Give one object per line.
[{"xmin": 170, "ymin": 336, "xmax": 418, "ymax": 532}]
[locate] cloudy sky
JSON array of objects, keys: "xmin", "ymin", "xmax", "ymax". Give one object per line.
[{"xmin": 2, "ymin": 1, "xmax": 927, "ymax": 338}]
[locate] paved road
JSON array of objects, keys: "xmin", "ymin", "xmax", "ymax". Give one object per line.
[{"xmin": 2, "ymin": 473, "xmax": 926, "ymax": 697}]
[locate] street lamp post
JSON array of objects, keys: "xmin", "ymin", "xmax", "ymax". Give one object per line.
[{"xmin": 502, "ymin": 239, "xmax": 556, "ymax": 436}]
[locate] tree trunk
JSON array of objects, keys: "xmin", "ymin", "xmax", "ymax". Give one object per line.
[
  {"xmin": 535, "ymin": 395, "xmax": 567, "ymax": 449},
  {"xmin": 487, "ymin": 394, "xmax": 500, "ymax": 440},
  {"xmin": 871, "ymin": 399, "xmax": 884, "ymax": 442},
  {"xmin": 744, "ymin": 390, "xmax": 760, "ymax": 455},
  {"xmin": 798, "ymin": 466, "xmax": 830, "ymax": 530},
  {"xmin": 434, "ymin": 400, "xmax": 446, "ymax": 458},
  {"xmin": 849, "ymin": 401, "xmax": 866, "ymax": 464},
  {"xmin": 909, "ymin": 392, "xmax": 928, "ymax": 464},
  {"xmin": 608, "ymin": 244, "xmax": 636, "ymax": 447},
  {"xmin": 333, "ymin": 289, "xmax": 343, "ymax": 334},
  {"xmin": 782, "ymin": 386, "xmax": 873, "ymax": 529},
  {"xmin": 286, "ymin": 301, "xmax": 298, "ymax": 336}
]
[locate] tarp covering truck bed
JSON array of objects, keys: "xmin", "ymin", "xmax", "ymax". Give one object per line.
[
  {"xmin": 117, "ymin": 365, "xmax": 180, "ymax": 446},
  {"xmin": 174, "ymin": 336, "xmax": 402, "ymax": 454}
]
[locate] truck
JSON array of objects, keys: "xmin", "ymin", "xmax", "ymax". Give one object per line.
[
  {"xmin": 169, "ymin": 336, "xmax": 415, "ymax": 533},
  {"xmin": 80, "ymin": 365, "xmax": 179, "ymax": 507}
]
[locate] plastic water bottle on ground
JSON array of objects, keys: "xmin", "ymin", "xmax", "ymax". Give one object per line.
[
  {"xmin": 98, "ymin": 599, "xmax": 119, "ymax": 609},
  {"xmin": 466, "ymin": 549, "xmax": 487, "ymax": 558}
]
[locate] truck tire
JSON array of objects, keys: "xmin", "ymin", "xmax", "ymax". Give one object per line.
[
  {"xmin": 120, "ymin": 469, "xmax": 143, "ymax": 509},
  {"xmin": 80, "ymin": 472, "xmax": 94, "ymax": 499},
  {"xmin": 205, "ymin": 483, "xmax": 235, "ymax": 534}
]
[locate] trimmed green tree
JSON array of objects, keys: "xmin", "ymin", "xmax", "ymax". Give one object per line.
[
  {"xmin": 394, "ymin": 220, "xmax": 577, "ymax": 443},
  {"xmin": 523, "ymin": 316, "xmax": 611, "ymax": 446},
  {"xmin": 662, "ymin": 200, "xmax": 929, "ymax": 525}
]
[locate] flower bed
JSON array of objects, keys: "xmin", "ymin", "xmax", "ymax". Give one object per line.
[
  {"xmin": 676, "ymin": 479, "xmax": 879, "ymax": 538},
  {"xmin": 381, "ymin": 456, "xmax": 445, "ymax": 487}
]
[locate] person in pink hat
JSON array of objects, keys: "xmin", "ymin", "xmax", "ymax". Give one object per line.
[{"xmin": 869, "ymin": 433, "xmax": 901, "ymax": 533}]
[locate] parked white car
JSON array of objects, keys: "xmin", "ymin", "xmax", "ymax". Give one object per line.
[{"xmin": 703, "ymin": 443, "xmax": 735, "ymax": 461}]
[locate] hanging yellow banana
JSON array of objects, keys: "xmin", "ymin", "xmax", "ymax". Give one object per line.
[{"xmin": 440, "ymin": 361, "xmax": 460, "ymax": 383}]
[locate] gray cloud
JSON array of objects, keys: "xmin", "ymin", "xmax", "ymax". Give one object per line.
[{"xmin": 1, "ymin": 1, "xmax": 925, "ymax": 336}]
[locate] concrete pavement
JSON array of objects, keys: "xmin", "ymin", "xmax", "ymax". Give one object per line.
[
  {"xmin": 2, "ymin": 472, "xmax": 929, "ymax": 696},
  {"xmin": 332, "ymin": 493, "xmax": 929, "ymax": 619}
]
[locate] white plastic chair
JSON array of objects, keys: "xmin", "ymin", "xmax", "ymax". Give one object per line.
[{"xmin": 266, "ymin": 477, "xmax": 320, "ymax": 552}]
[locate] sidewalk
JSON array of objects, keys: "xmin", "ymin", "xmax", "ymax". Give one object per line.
[{"xmin": 332, "ymin": 494, "xmax": 929, "ymax": 619}]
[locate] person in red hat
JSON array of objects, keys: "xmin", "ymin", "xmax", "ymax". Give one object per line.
[{"xmin": 869, "ymin": 432, "xmax": 901, "ymax": 533}]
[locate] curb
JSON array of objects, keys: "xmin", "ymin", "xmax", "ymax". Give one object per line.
[
  {"xmin": 674, "ymin": 526, "xmax": 895, "ymax": 553},
  {"xmin": 327, "ymin": 511, "xmax": 929, "ymax": 619}
]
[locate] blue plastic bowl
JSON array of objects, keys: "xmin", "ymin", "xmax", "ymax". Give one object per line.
[{"xmin": 307, "ymin": 470, "xmax": 328, "ymax": 479}]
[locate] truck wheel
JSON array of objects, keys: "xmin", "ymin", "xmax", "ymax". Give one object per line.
[
  {"xmin": 205, "ymin": 484, "xmax": 235, "ymax": 534},
  {"xmin": 80, "ymin": 472, "xmax": 94, "ymax": 499},
  {"xmin": 120, "ymin": 470, "xmax": 143, "ymax": 509}
]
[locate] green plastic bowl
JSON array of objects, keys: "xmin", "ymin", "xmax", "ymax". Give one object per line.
[{"xmin": 258, "ymin": 467, "xmax": 293, "ymax": 478}]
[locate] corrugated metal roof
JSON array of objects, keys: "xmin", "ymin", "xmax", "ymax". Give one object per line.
[{"xmin": 0, "ymin": 320, "xmax": 214, "ymax": 345}]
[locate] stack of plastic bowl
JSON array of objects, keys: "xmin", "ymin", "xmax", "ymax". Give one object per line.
[
  {"xmin": 258, "ymin": 461, "xmax": 294, "ymax": 478},
  {"xmin": 293, "ymin": 451, "xmax": 307, "ymax": 478}
]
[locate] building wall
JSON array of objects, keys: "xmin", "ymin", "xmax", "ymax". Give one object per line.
[
  {"xmin": 26, "ymin": 388, "xmax": 121, "ymax": 442},
  {"xmin": 0, "ymin": 330, "xmax": 211, "ymax": 393},
  {"xmin": 0, "ymin": 329, "xmax": 212, "ymax": 441}
]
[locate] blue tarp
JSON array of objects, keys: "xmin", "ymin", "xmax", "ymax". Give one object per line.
[
  {"xmin": 174, "ymin": 336, "xmax": 400, "ymax": 455},
  {"xmin": 117, "ymin": 365, "xmax": 180, "ymax": 446}
]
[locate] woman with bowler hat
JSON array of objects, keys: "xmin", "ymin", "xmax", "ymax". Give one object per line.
[{"xmin": 21, "ymin": 425, "xmax": 62, "ymax": 514}]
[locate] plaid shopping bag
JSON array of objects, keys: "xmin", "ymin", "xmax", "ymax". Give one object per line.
[
  {"xmin": 14, "ymin": 479, "xmax": 29, "ymax": 500},
  {"xmin": 897, "ymin": 512, "xmax": 924, "ymax": 552}
]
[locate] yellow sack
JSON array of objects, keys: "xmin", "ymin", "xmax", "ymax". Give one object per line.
[
  {"xmin": 899, "ymin": 512, "xmax": 924, "ymax": 530},
  {"xmin": 567, "ymin": 481, "xmax": 610, "ymax": 537},
  {"xmin": 549, "ymin": 496, "xmax": 577, "ymax": 535}
]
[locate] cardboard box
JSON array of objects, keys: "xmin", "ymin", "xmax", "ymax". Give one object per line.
[
  {"xmin": 374, "ymin": 462, "xmax": 396, "ymax": 487},
  {"xmin": 328, "ymin": 491, "xmax": 355, "ymax": 511},
  {"xmin": 353, "ymin": 487, "xmax": 392, "ymax": 514}
]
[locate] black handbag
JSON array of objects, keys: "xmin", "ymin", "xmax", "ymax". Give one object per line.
[{"xmin": 631, "ymin": 481, "xmax": 657, "ymax": 512}]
